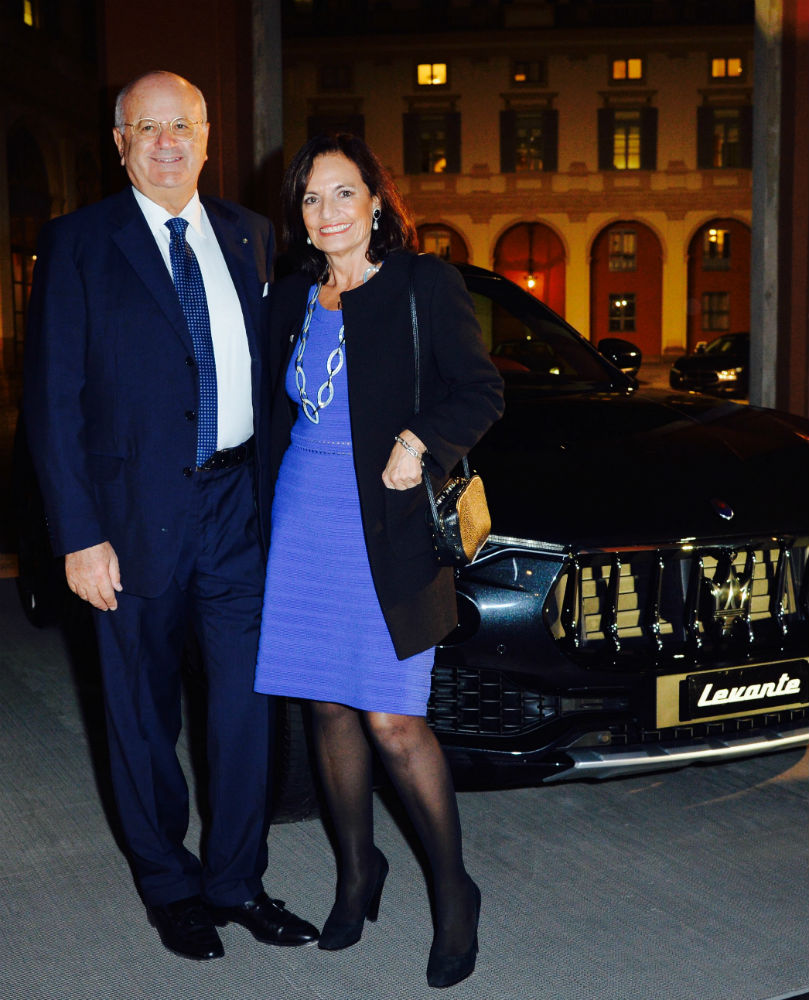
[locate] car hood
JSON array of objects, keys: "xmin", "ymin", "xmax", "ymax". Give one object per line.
[{"xmin": 472, "ymin": 385, "xmax": 809, "ymax": 549}]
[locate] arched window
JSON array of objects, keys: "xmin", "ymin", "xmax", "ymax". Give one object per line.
[{"xmin": 416, "ymin": 224, "xmax": 469, "ymax": 263}]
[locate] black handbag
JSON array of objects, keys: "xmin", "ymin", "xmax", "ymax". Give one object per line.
[{"xmin": 408, "ymin": 259, "xmax": 491, "ymax": 566}]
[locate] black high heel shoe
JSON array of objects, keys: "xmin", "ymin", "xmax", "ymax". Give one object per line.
[
  {"xmin": 426, "ymin": 880, "xmax": 481, "ymax": 989},
  {"xmin": 317, "ymin": 850, "xmax": 389, "ymax": 951}
]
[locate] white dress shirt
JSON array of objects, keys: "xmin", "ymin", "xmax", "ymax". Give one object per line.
[{"xmin": 132, "ymin": 187, "xmax": 254, "ymax": 450}]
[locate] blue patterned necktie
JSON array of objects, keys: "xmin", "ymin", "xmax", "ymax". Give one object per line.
[{"xmin": 166, "ymin": 216, "xmax": 217, "ymax": 466}]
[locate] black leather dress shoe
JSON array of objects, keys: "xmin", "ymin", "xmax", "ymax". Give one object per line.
[
  {"xmin": 147, "ymin": 895, "xmax": 224, "ymax": 960},
  {"xmin": 210, "ymin": 892, "xmax": 319, "ymax": 946}
]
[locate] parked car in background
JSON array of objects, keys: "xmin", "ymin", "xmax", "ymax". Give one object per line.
[{"xmin": 668, "ymin": 332, "xmax": 750, "ymax": 397}]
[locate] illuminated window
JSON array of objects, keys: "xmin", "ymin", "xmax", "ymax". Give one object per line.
[
  {"xmin": 611, "ymin": 57, "xmax": 644, "ymax": 82},
  {"xmin": 500, "ymin": 108, "xmax": 558, "ymax": 173},
  {"xmin": 697, "ymin": 106, "xmax": 750, "ymax": 169},
  {"xmin": 608, "ymin": 293, "xmax": 636, "ymax": 332},
  {"xmin": 712, "ymin": 108, "xmax": 741, "ymax": 167},
  {"xmin": 419, "ymin": 116, "xmax": 448, "ymax": 171},
  {"xmin": 608, "ymin": 230, "xmax": 637, "ymax": 271},
  {"xmin": 417, "ymin": 63, "xmax": 448, "ymax": 87},
  {"xmin": 23, "ymin": 0, "xmax": 37, "ymax": 26},
  {"xmin": 612, "ymin": 110, "xmax": 641, "ymax": 170},
  {"xmin": 703, "ymin": 228, "xmax": 731, "ymax": 270},
  {"xmin": 514, "ymin": 114, "xmax": 545, "ymax": 171},
  {"xmin": 403, "ymin": 112, "xmax": 460, "ymax": 174},
  {"xmin": 512, "ymin": 59, "xmax": 546, "ymax": 86},
  {"xmin": 702, "ymin": 292, "xmax": 730, "ymax": 331},
  {"xmin": 711, "ymin": 57, "xmax": 743, "ymax": 79}
]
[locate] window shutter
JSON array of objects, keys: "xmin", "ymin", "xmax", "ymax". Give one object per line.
[
  {"xmin": 597, "ymin": 107, "xmax": 614, "ymax": 171},
  {"xmin": 402, "ymin": 113, "xmax": 422, "ymax": 174},
  {"xmin": 696, "ymin": 106, "xmax": 713, "ymax": 169},
  {"xmin": 500, "ymin": 110, "xmax": 517, "ymax": 172},
  {"xmin": 739, "ymin": 105, "xmax": 753, "ymax": 168},
  {"xmin": 445, "ymin": 112, "xmax": 462, "ymax": 173},
  {"xmin": 542, "ymin": 108, "xmax": 559, "ymax": 172},
  {"xmin": 640, "ymin": 106, "xmax": 658, "ymax": 170}
]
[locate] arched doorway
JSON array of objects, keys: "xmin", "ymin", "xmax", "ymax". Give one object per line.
[
  {"xmin": 686, "ymin": 218, "xmax": 751, "ymax": 352},
  {"xmin": 590, "ymin": 221, "xmax": 662, "ymax": 357},
  {"xmin": 7, "ymin": 123, "xmax": 52, "ymax": 366},
  {"xmin": 416, "ymin": 223, "xmax": 469, "ymax": 263},
  {"xmin": 493, "ymin": 222, "xmax": 565, "ymax": 316}
]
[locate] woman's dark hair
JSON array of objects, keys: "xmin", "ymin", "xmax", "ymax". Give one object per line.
[{"xmin": 280, "ymin": 133, "xmax": 418, "ymax": 279}]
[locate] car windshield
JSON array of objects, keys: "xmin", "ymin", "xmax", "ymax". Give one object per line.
[
  {"xmin": 702, "ymin": 334, "xmax": 747, "ymax": 355},
  {"xmin": 463, "ymin": 272, "xmax": 620, "ymax": 390}
]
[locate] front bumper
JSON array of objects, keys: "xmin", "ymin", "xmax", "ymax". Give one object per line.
[{"xmin": 543, "ymin": 720, "xmax": 809, "ymax": 780}]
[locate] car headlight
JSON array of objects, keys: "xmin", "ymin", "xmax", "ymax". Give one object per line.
[{"xmin": 716, "ymin": 367, "xmax": 743, "ymax": 381}]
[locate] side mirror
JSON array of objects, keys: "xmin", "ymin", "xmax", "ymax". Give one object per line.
[
  {"xmin": 695, "ymin": 341, "xmax": 707, "ymax": 354},
  {"xmin": 597, "ymin": 337, "xmax": 642, "ymax": 377}
]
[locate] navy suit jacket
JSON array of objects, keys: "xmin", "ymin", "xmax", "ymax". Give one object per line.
[{"xmin": 24, "ymin": 186, "xmax": 274, "ymax": 598}]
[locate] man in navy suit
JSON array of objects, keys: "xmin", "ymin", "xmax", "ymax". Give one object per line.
[{"xmin": 24, "ymin": 71, "xmax": 318, "ymax": 959}]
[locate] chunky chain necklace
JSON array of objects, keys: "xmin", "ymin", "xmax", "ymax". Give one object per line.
[
  {"xmin": 294, "ymin": 266, "xmax": 382, "ymax": 424},
  {"xmin": 295, "ymin": 282, "xmax": 344, "ymax": 424}
]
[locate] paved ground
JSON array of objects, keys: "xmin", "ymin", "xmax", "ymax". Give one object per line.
[{"xmin": 1, "ymin": 577, "xmax": 807, "ymax": 1000}]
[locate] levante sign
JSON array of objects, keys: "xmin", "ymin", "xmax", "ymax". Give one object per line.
[{"xmin": 685, "ymin": 660, "xmax": 809, "ymax": 721}]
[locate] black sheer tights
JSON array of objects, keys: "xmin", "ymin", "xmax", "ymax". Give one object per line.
[{"xmin": 310, "ymin": 701, "xmax": 477, "ymax": 954}]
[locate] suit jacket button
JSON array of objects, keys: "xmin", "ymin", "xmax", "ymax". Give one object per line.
[
  {"xmin": 183, "ymin": 466, "xmax": 193, "ymax": 478},
  {"xmin": 185, "ymin": 410, "xmax": 196, "ymax": 421},
  {"xmin": 185, "ymin": 356, "xmax": 195, "ymax": 367}
]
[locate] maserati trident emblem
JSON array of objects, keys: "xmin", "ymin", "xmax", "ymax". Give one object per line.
[
  {"xmin": 702, "ymin": 550, "xmax": 753, "ymax": 638},
  {"xmin": 711, "ymin": 498, "xmax": 734, "ymax": 520}
]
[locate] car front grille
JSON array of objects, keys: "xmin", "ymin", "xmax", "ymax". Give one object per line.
[
  {"xmin": 545, "ymin": 537, "xmax": 809, "ymax": 668},
  {"xmin": 682, "ymin": 370, "xmax": 720, "ymax": 388},
  {"xmin": 427, "ymin": 664, "xmax": 561, "ymax": 736},
  {"xmin": 427, "ymin": 660, "xmax": 809, "ymax": 744}
]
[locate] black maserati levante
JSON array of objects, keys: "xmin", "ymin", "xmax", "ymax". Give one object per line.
[{"xmin": 428, "ymin": 265, "xmax": 809, "ymax": 788}]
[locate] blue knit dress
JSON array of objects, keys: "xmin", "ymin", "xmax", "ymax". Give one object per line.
[{"xmin": 254, "ymin": 290, "xmax": 434, "ymax": 715}]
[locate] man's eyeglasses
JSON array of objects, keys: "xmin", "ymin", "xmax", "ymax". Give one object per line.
[{"xmin": 120, "ymin": 118, "xmax": 205, "ymax": 141}]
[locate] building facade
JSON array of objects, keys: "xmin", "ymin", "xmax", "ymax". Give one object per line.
[
  {"xmin": 282, "ymin": 2, "xmax": 754, "ymax": 358},
  {"xmin": 0, "ymin": 0, "xmax": 103, "ymax": 376}
]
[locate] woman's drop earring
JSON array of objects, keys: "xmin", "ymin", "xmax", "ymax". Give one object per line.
[
  {"xmin": 306, "ymin": 236, "xmax": 312, "ymax": 245},
  {"xmin": 372, "ymin": 208, "xmax": 381, "ymax": 231}
]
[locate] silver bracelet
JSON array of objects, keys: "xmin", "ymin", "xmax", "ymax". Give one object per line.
[{"xmin": 395, "ymin": 434, "xmax": 423, "ymax": 462}]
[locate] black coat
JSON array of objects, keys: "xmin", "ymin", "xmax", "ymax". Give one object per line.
[{"xmin": 266, "ymin": 250, "xmax": 504, "ymax": 659}]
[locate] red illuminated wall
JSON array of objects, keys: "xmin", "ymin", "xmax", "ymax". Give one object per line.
[
  {"xmin": 590, "ymin": 221, "xmax": 662, "ymax": 357},
  {"xmin": 687, "ymin": 218, "xmax": 751, "ymax": 351},
  {"xmin": 493, "ymin": 223, "xmax": 566, "ymax": 317}
]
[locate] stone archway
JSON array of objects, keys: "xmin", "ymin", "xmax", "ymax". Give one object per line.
[
  {"xmin": 686, "ymin": 218, "xmax": 751, "ymax": 352},
  {"xmin": 416, "ymin": 223, "xmax": 469, "ymax": 263},
  {"xmin": 493, "ymin": 222, "xmax": 565, "ymax": 316},
  {"xmin": 590, "ymin": 220, "xmax": 662, "ymax": 358}
]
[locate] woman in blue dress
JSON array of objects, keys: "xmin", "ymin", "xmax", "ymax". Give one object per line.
[{"xmin": 254, "ymin": 133, "xmax": 503, "ymax": 988}]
